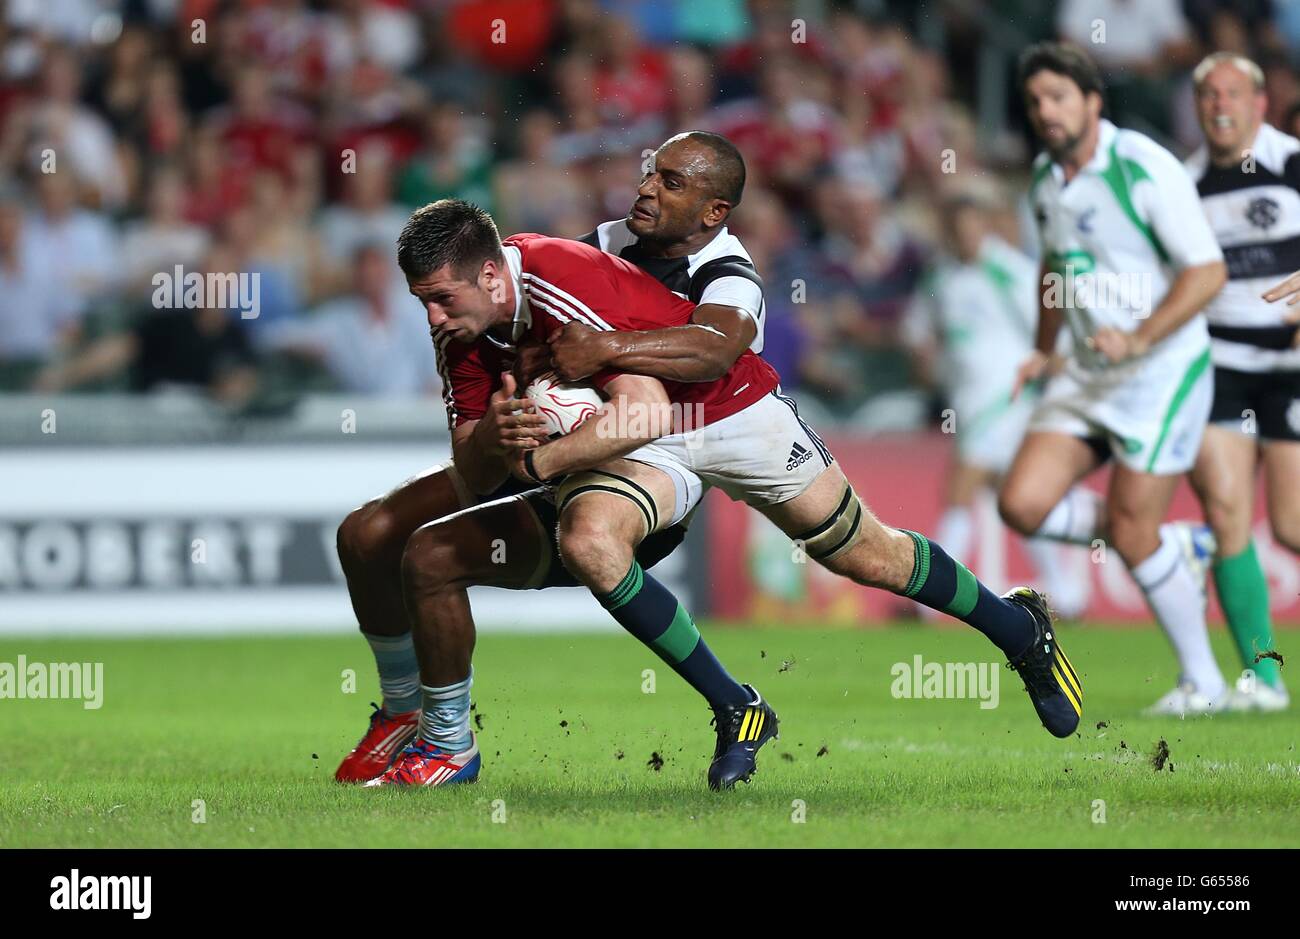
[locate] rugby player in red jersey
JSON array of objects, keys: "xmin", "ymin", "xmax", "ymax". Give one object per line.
[
  {"xmin": 366, "ymin": 200, "xmax": 1086, "ymax": 790},
  {"xmin": 333, "ymin": 133, "xmax": 770, "ymax": 787}
]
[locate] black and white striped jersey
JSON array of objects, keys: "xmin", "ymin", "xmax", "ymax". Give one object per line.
[
  {"xmin": 1186, "ymin": 122, "xmax": 1300, "ymax": 372},
  {"xmin": 576, "ymin": 219, "xmax": 766, "ymax": 354}
]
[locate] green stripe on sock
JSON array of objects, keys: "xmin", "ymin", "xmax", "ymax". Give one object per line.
[
  {"xmin": 1213, "ymin": 542, "xmax": 1282, "ymax": 687},
  {"xmin": 901, "ymin": 530, "xmax": 931, "ymax": 598},
  {"xmin": 605, "ymin": 562, "xmax": 645, "ymax": 612},
  {"xmin": 943, "ymin": 562, "xmax": 980, "ymax": 618},
  {"xmin": 653, "ymin": 604, "xmax": 702, "ymax": 664}
]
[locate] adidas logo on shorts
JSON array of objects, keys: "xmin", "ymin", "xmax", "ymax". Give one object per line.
[{"xmin": 787, "ymin": 442, "xmax": 813, "ymax": 471}]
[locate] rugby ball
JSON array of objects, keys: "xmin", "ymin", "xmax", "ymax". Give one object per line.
[{"xmin": 525, "ymin": 372, "xmax": 604, "ymax": 436}]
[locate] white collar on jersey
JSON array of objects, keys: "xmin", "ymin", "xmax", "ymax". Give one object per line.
[
  {"xmin": 483, "ymin": 244, "xmax": 530, "ymax": 350},
  {"xmin": 605, "ymin": 217, "xmax": 737, "ymax": 271}
]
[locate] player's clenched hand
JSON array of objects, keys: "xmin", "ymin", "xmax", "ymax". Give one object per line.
[
  {"xmin": 1087, "ymin": 327, "xmax": 1148, "ymax": 364},
  {"xmin": 548, "ymin": 322, "xmax": 613, "ymax": 381},
  {"xmin": 474, "ymin": 373, "xmax": 549, "ymax": 456}
]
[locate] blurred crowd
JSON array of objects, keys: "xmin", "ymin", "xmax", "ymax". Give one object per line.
[{"xmin": 4, "ymin": 0, "xmax": 1300, "ymax": 421}]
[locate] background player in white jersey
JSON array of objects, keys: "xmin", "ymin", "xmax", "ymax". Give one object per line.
[
  {"xmin": 901, "ymin": 182, "xmax": 1087, "ymax": 617},
  {"xmin": 998, "ymin": 43, "xmax": 1231, "ymax": 714}
]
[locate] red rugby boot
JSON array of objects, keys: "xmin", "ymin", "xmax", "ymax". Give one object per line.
[{"xmin": 334, "ymin": 703, "xmax": 419, "ymax": 783}]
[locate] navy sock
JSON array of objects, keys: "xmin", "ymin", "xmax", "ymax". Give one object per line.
[
  {"xmin": 898, "ymin": 530, "xmax": 1035, "ymax": 657},
  {"xmin": 597, "ymin": 561, "xmax": 750, "ymax": 709}
]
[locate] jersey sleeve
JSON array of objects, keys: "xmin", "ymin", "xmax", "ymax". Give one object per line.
[
  {"xmin": 434, "ymin": 335, "xmax": 497, "ymax": 430},
  {"xmin": 690, "ymin": 255, "xmax": 765, "ymax": 323},
  {"xmin": 1137, "ymin": 143, "xmax": 1224, "ymax": 270}
]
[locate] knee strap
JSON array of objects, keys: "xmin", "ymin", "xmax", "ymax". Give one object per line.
[
  {"xmin": 556, "ymin": 469, "xmax": 659, "ymax": 539},
  {"xmin": 795, "ymin": 481, "xmax": 863, "ymax": 561}
]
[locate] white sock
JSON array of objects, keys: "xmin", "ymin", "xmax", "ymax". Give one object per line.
[
  {"xmin": 936, "ymin": 506, "xmax": 974, "ymax": 565},
  {"xmin": 418, "ymin": 671, "xmax": 474, "ymax": 753},
  {"xmin": 1023, "ymin": 537, "xmax": 1088, "ymax": 616},
  {"xmin": 1034, "ymin": 487, "xmax": 1104, "ymax": 546},
  {"xmin": 1131, "ymin": 532, "xmax": 1226, "ymax": 698}
]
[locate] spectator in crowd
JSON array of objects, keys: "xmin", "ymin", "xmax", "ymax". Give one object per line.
[
  {"xmin": 213, "ymin": 174, "xmax": 327, "ymax": 347},
  {"xmin": 183, "ymin": 123, "xmax": 246, "ymax": 228},
  {"xmin": 6, "ymin": 0, "xmax": 1299, "ymax": 415},
  {"xmin": 804, "ymin": 174, "xmax": 929, "ymax": 414},
  {"xmin": 593, "ymin": 15, "xmax": 670, "ymax": 127},
  {"xmin": 205, "ymin": 63, "xmax": 313, "ymax": 181},
  {"xmin": 727, "ymin": 186, "xmax": 812, "ymax": 391},
  {"xmin": 1057, "ymin": 0, "xmax": 1199, "ymax": 135},
  {"xmin": 322, "ymin": 0, "xmax": 424, "ymax": 77},
  {"xmin": 317, "ymin": 142, "xmax": 409, "ymax": 288},
  {"xmin": 120, "ymin": 164, "xmax": 211, "ymax": 299},
  {"xmin": 25, "ymin": 170, "xmax": 118, "ymax": 319},
  {"xmin": 0, "ymin": 192, "xmax": 80, "ymax": 388},
  {"xmin": 32, "ymin": 246, "xmax": 259, "ymax": 407},
  {"xmin": 663, "ymin": 46, "xmax": 718, "ymax": 132},
  {"xmin": 712, "ymin": 55, "xmax": 841, "ymax": 207},
  {"xmin": 396, "ymin": 102, "xmax": 494, "ymax": 210},
  {"xmin": 493, "ymin": 109, "xmax": 597, "ymax": 238},
  {"xmin": 262, "ymin": 242, "xmax": 440, "ymax": 398},
  {"xmin": 0, "ymin": 44, "xmax": 128, "ymax": 208},
  {"xmin": 1263, "ymin": 49, "xmax": 1300, "ymax": 129}
]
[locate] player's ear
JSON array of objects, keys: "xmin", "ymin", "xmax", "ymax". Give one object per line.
[
  {"xmin": 1086, "ymin": 89, "xmax": 1104, "ymax": 120},
  {"xmin": 705, "ymin": 199, "xmax": 731, "ymax": 228},
  {"xmin": 480, "ymin": 259, "xmax": 508, "ymax": 303}
]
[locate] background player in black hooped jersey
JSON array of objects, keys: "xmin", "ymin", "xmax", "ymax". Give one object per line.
[{"xmin": 333, "ymin": 132, "xmax": 775, "ymax": 787}]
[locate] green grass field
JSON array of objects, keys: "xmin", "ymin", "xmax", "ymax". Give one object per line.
[{"xmin": 1, "ymin": 625, "xmax": 1297, "ymax": 848}]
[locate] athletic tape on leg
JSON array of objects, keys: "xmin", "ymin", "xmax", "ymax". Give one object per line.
[
  {"xmin": 795, "ymin": 481, "xmax": 864, "ymax": 561},
  {"xmin": 556, "ymin": 469, "xmax": 659, "ymax": 539}
]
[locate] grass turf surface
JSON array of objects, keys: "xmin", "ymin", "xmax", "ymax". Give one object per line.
[{"xmin": 1, "ymin": 625, "xmax": 1297, "ymax": 848}]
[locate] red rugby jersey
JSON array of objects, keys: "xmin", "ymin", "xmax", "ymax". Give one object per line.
[{"xmin": 436, "ymin": 233, "xmax": 779, "ymax": 433}]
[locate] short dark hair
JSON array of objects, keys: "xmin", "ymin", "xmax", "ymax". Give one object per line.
[
  {"xmin": 397, "ymin": 199, "xmax": 502, "ymax": 281},
  {"xmin": 1017, "ymin": 41, "xmax": 1105, "ymax": 100},
  {"xmin": 675, "ymin": 131, "xmax": 746, "ymax": 206}
]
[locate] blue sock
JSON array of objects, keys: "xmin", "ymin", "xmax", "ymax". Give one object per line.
[
  {"xmin": 898, "ymin": 530, "xmax": 1034, "ymax": 657},
  {"xmin": 418, "ymin": 670, "xmax": 474, "ymax": 753},
  {"xmin": 363, "ymin": 632, "xmax": 422, "ymax": 715},
  {"xmin": 597, "ymin": 561, "xmax": 750, "ymax": 709}
]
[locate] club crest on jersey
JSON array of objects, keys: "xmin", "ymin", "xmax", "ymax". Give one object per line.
[
  {"xmin": 1246, "ymin": 196, "xmax": 1280, "ymax": 231},
  {"xmin": 1076, "ymin": 207, "xmax": 1097, "ymax": 234}
]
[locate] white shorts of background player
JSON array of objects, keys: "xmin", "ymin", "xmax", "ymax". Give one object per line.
[
  {"xmin": 1028, "ymin": 348, "xmax": 1213, "ymax": 475},
  {"xmin": 953, "ymin": 389, "xmax": 1039, "ymax": 476}
]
